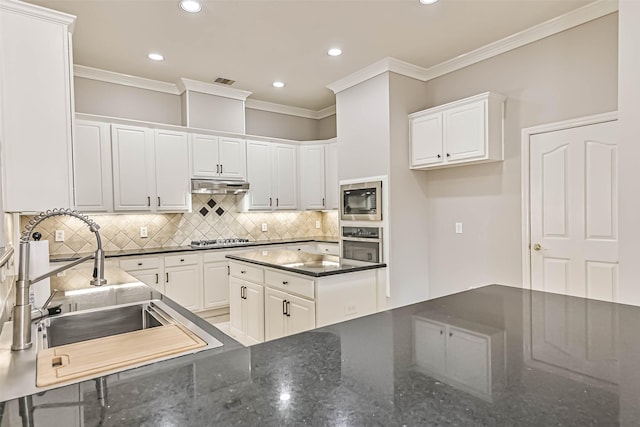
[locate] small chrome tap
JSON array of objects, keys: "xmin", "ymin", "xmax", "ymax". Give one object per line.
[{"xmin": 11, "ymin": 208, "xmax": 107, "ymax": 351}]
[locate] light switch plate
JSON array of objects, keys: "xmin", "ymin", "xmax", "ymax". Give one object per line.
[
  {"xmin": 315, "ymin": 220, "xmax": 321, "ymax": 229},
  {"xmin": 140, "ymin": 227, "xmax": 148, "ymax": 238},
  {"xmin": 55, "ymin": 230, "xmax": 65, "ymax": 242},
  {"xmin": 261, "ymin": 223, "xmax": 268, "ymax": 232},
  {"xmin": 455, "ymin": 222, "xmax": 463, "ymax": 234}
]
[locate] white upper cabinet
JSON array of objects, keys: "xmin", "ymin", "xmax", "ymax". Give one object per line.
[
  {"xmin": 73, "ymin": 120, "xmax": 113, "ymax": 212},
  {"xmin": 325, "ymin": 142, "xmax": 339, "ymax": 210},
  {"xmin": 0, "ymin": 1, "xmax": 75, "ymax": 212},
  {"xmin": 155, "ymin": 129, "xmax": 190, "ymax": 211},
  {"xmin": 112, "ymin": 124, "xmax": 190, "ymax": 212},
  {"xmin": 300, "ymin": 145, "xmax": 326, "ymax": 210},
  {"xmin": 191, "ymin": 134, "xmax": 246, "ymax": 180},
  {"xmin": 241, "ymin": 141, "xmax": 298, "ymax": 211},
  {"xmin": 409, "ymin": 92, "xmax": 505, "ymax": 170}
]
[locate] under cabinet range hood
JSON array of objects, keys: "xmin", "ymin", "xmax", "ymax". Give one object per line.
[{"xmin": 191, "ymin": 179, "xmax": 250, "ymax": 195}]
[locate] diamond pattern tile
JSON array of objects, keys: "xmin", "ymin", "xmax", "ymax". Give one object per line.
[
  {"xmin": 207, "ymin": 199, "xmax": 216, "ymax": 208},
  {"xmin": 216, "ymin": 207, "xmax": 224, "ymax": 216},
  {"xmin": 199, "ymin": 207, "xmax": 209, "ymax": 217}
]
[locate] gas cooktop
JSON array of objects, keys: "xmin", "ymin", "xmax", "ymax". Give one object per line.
[{"xmin": 190, "ymin": 238, "xmax": 251, "ymax": 249}]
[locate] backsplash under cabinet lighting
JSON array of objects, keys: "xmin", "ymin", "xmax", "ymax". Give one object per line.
[{"xmin": 21, "ymin": 195, "xmax": 339, "ymax": 256}]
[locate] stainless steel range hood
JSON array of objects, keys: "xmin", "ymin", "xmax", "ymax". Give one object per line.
[{"xmin": 191, "ymin": 179, "xmax": 250, "ymax": 195}]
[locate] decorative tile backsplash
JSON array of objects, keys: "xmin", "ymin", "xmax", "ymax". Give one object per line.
[{"xmin": 21, "ymin": 195, "xmax": 339, "ymax": 256}]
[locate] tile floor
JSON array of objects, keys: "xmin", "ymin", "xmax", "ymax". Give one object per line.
[{"xmin": 205, "ymin": 315, "xmax": 257, "ymax": 347}]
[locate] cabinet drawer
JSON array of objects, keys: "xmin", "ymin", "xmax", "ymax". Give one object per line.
[
  {"xmin": 120, "ymin": 257, "xmax": 160, "ymax": 271},
  {"xmin": 165, "ymin": 253, "xmax": 200, "ymax": 267},
  {"xmin": 265, "ymin": 270, "xmax": 314, "ymax": 300},
  {"xmin": 229, "ymin": 262, "xmax": 263, "ymax": 283}
]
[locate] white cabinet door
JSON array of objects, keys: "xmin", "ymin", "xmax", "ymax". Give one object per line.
[
  {"xmin": 154, "ymin": 129, "xmax": 190, "ymax": 211},
  {"xmin": 165, "ymin": 264, "xmax": 202, "ymax": 311},
  {"xmin": 444, "ymin": 101, "xmax": 486, "ymax": 162},
  {"xmin": 410, "ymin": 112, "xmax": 444, "ymax": 167},
  {"xmin": 73, "ymin": 120, "xmax": 113, "ymax": 212},
  {"xmin": 129, "ymin": 269, "xmax": 163, "ymax": 293},
  {"xmin": 265, "ymin": 287, "xmax": 288, "ymax": 341},
  {"xmin": 229, "ymin": 277, "xmax": 244, "ymax": 335},
  {"xmin": 287, "ymin": 293, "xmax": 316, "ymax": 336},
  {"xmin": 245, "ymin": 140, "xmax": 272, "ymax": 210},
  {"xmin": 112, "ymin": 125, "xmax": 155, "ymax": 211},
  {"xmin": 272, "ymin": 144, "xmax": 298, "ymax": 210},
  {"xmin": 446, "ymin": 327, "xmax": 489, "ymax": 395},
  {"xmin": 218, "ymin": 137, "xmax": 246, "ymax": 180},
  {"xmin": 244, "ymin": 281, "xmax": 264, "ymax": 344},
  {"xmin": 300, "ymin": 145, "xmax": 326, "ymax": 210},
  {"xmin": 413, "ymin": 317, "xmax": 447, "ymax": 375},
  {"xmin": 203, "ymin": 261, "xmax": 229, "ymax": 309},
  {"xmin": 325, "ymin": 142, "xmax": 339, "ymax": 210},
  {"xmin": 191, "ymin": 133, "xmax": 219, "ymax": 178},
  {"xmin": 0, "ymin": 5, "xmax": 75, "ymax": 212}
]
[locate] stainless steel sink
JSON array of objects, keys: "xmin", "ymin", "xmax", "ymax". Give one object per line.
[{"xmin": 44, "ymin": 301, "xmax": 167, "ymax": 348}]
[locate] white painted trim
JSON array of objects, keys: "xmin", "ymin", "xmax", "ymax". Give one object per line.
[
  {"xmin": 245, "ymin": 99, "xmax": 336, "ymax": 119},
  {"xmin": 74, "ymin": 65, "xmax": 180, "ymax": 95},
  {"xmin": 0, "ymin": 0, "xmax": 76, "ymax": 29},
  {"xmin": 327, "ymin": 0, "xmax": 618, "ymax": 94},
  {"xmin": 520, "ymin": 111, "xmax": 618, "ymax": 290},
  {"xmin": 177, "ymin": 78, "xmax": 252, "ymax": 101}
]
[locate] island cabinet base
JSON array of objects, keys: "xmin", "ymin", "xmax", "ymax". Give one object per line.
[{"xmin": 315, "ymin": 270, "xmax": 378, "ymax": 328}]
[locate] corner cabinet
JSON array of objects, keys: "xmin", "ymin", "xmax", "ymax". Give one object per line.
[
  {"xmin": 111, "ymin": 124, "xmax": 190, "ymax": 212},
  {"xmin": 0, "ymin": 0, "xmax": 76, "ymax": 212},
  {"xmin": 241, "ymin": 141, "xmax": 298, "ymax": 211},
  {"xmin": 409, "ymin": 92, "xmax": 505, "ymax": 170}
]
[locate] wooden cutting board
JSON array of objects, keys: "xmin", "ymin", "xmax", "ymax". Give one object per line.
[{"xmin": 37, "ymin": 324, "xmax": 206, "ymax": 387}]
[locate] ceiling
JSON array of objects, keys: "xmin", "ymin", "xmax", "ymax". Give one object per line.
[{"xmin": 27, "ymin": 0, "xmax": 593, "ymax": 111}]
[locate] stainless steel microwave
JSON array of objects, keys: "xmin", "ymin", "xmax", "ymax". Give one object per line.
[{"xmin": 340, "ymin": 181, "xmax": 382, "ymax": 221}]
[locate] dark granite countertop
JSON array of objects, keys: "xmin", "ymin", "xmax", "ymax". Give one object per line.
[
  {"xmin": 226, "ymin": 249, "xmax": 386, "ymax": 277},
  {"xmin": 49, "ymin": 236, "xmax": 339, "ymax": 262},
  {"xmin": 3, "ymin": 284, "xmax": 637, "ymax": 426}
]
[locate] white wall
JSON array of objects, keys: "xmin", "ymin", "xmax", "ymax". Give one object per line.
[
  {"xmin": 421, "ymin": 14, "xmax": 618, "ymax": 298},
  {"xmin": 317, "ymin": 114, "xmax": 337, "ymax": 140},
  {"xmin": 185, "ymin": 91, "xmax": 245, "ymax": 133},
  {"xmin": 618, "ymin": 2, "xmax": 640, "ymax": 307},
  {"xmin": 245, "ymin": 108, "xmax": 324, "ymax": 140},
  {"xmin": 74, "ymin": 77, "xmax": 182, "ymax": 125}
]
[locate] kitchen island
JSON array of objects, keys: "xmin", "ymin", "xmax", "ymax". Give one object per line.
[{"xmin": 2, "ymin": 283, "xmax": 638, "ymax": 426}]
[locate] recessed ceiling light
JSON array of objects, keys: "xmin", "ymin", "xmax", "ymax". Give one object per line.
[
  {"xmin": 148, "ymin": 53, "xmax": 164, "ymax": 61},
  {"xmin": 179, "ymin": 0, "xmax": 202, "ymax": 13},
  {"xmin": 328, "ymin": 48, "xmax": 342, "ymax": 57},
  {"xmin": 272, "ymin": 81, "xmax": 285, "ymax": 88},
  {"xmin": 419, "ymin": 0, "xmax": 439, "ymax": 4}
]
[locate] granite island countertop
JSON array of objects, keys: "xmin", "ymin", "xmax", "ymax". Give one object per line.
[
  {"xmin": 2, "ymin": 284, "xmax": 637, "ymax": 426},
  {"xmin": 226, "ymin": 249, "xmax": 386, "ymax": 277}
]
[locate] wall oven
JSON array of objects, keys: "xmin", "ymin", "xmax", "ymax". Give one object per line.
[
  {"xmin": 340, "ymin": 181, "xmax": 382, "ymax": 222},
  {"xmin": 341, "ymin": 226, "xmax": 382, "ymax": 263}
]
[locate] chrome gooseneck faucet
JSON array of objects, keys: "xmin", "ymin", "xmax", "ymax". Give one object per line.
[{"xmin": 11, "ymin": 209, "xmax": 107, "ymax": 351}]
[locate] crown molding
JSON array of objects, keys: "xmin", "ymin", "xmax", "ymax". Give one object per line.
[
  {"xmin": 177, "ymin": 78, "xmax": 252, "ymax": 101},
  {"xmin": 74, "ymin": 65, "xmax": 180, "ymax": 95},
  {"xmin": 0, "ymin": 0, "xmax": 76, "ymax": 30},
  {"xmin": 246, "ymin": 99, "xmax": 336, "ymax": 119},
  {"xmin": 421, "ymin": 0, "xmax": 618, "ymax": 81},
  {"xmin": 327, "ymin": 0, "xmax": 618, "ymax": 94}
]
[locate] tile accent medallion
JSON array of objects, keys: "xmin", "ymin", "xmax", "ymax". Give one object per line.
[{"xmin": 21, "ymin": 196, "xmax": 340, "ymax": 256}]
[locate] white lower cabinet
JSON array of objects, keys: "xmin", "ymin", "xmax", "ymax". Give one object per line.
[
  {"xmin": 412, "ymin": 315, "xmax": 505, "ymax": 400},
  {"xmin": 164, "ymin": 254, "xmax": 202, "ymax": 311},
  {"xmin": 203, "ymin": 260, "xmax": 229, "ymax": 309},
  {"xmin": 229, "ymin": 276, "xmax": 264, "ymax": 345},
  {"xmin": 264, "ymin": 287, "xmax": 315, "ymax": 341},
  {"xmin": 119, "ymin": 256, "xmax": 164, "ymax": 293}
]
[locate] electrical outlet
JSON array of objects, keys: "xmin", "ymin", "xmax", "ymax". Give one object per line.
[
  {"xmin": 315, "ymin": 220, "xmax": 321, "ymax": 229},
  {"xmin": 140, "ymin": 227, "xmax": 148, "ymax": 238},
  {"xmin": 455, "ymin": 222, "xmax": 463, "ymax": 234},
  {"xmin": 261, "ymin": 223, "xmax": 268, "ymax": 232},
  {"xmin": 55, "ymin": 230, "xmax": 65, "ymax": 242}
]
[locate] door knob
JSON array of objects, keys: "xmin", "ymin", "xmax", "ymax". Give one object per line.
[{"xmin": 533, "ymin": 243, "xmax": 542, "ymax": 251}]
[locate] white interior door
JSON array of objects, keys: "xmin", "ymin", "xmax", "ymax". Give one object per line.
[{"xmin": 530, "ymin": 120, "xmax": 618, "ymax": 302}]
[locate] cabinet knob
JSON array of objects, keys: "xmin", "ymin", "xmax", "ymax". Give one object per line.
[
  {"xmin": 449, "ymin": 332, "xmax": 453, "ymax": 337},
  {"xmin": 241, "ymin": 270, "xmax": 246, "ymax": 274},
  {"xmin": 137, "ymin": 262, "xmax": 143, "ymax": 266},
  {"xmin": 437, "ymin": 154, "xmax": 441, "ymax": 158},
  {"xmin": 440, "ymin": 330, "xmax": 443, "ymax": 335},
  {"xmin": 282, "ymin": 281, "xmax": 289, "ymax": 285},
  {"xmin": 180, "ymin": 258, "xmax": 185, "ymax": 262},
  {"xmin": 446, "ymin": 153, "xmax": 451, "ymax": 157}
]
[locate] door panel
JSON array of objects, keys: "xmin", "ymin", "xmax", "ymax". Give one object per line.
[
  {"xmin": 264, "ymin": 288, "xmax": 287, "ymax": 341},
  {"xmin": 229, "ymin": 277, "xmax": 244, "ymax": 334},
  {"xmin": 244, "ymin": 281, "xmax": 264, "ymax": 344},
  {"xmin": 155, "ymin": 130, "xmax": 190, "ymax": 211},
  {"xmin": 287, "ymin": 293, "xmax": 315, "ymax": 336},
  {"xmin": 412, "ymin": 318, "xmax": 446, "ymax": 375},
  {"xmin": 411, "ymin": 112, "xmax": 443, "ymax": 166},
  {"xmin": 444, "ymin": 101, "xmax": 485, "ymax": 161},
  {"xmin": 191, "ymin": 134, "xmax": 219, "ymax": 177},
  {"xmin": 112, "ymin": 125, "xmax": 154, "ymax": 211},
  {"xmin": 530, "ymin": 121, "xmax": 618, "ymax": 302},
  {"xmin": 218, "ymin": 137, "xmax": 246, "ymax": 180}
]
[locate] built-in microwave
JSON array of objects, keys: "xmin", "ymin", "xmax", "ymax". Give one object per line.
[
  {"xmin": 341, "ymin": 226, "xmax": 382, "ymax": 263},
  {"xmin": 340, "ymin": 181, "xmax": 382, "ymax": 222}
]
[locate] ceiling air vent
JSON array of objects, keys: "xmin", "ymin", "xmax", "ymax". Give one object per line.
[{"xmin": 214, "ymin": 77, "xmax": 235, "ymax": 85}]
